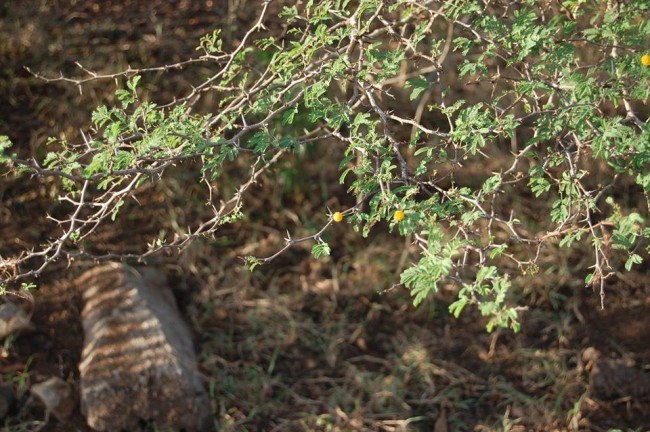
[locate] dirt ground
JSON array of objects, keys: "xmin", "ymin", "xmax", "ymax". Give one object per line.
[{"xmin": 1, "ymin": 1, "xmax": 650, "ymax": 431}]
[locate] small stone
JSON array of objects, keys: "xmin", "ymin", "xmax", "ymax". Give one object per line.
[
  {"xmin": 30, "ymin": 377, "xmax": 75, "ymax": 420},
  {"xmin": 584, "ymin": 348, "xmax": 650, "ymax": 400},
  {"xmin": 0, "ymin": 302, "xmax": 33, "ymax": 339}
]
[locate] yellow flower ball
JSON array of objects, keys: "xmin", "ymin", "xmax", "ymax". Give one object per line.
[
  {"xmin": 332, "ymin": 211, "xmax": 344, "ymax": 223},
  {"xmin": 394, "ymin": 210, "xmax": 405, "ymax": 222},
  {"xmin": 642, "ymin": 54, "xmax": 650, "ymax": 67}
]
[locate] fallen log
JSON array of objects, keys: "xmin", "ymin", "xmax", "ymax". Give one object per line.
[{"xmin": 76, "ymin": 263, "xmax": 210, "ymax": 432}]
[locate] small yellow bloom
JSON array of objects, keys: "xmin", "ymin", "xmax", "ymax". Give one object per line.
[
  {"xmin": 332, "ymin": 211, "xmax": 344, "ymax": 223},
  {"xmin": 642, "ymin": 54, "xmax": 650, "ymax": 67},
  {"xmin": 394, "ymin": 210, "xmax": 405, "ymax": 222}
]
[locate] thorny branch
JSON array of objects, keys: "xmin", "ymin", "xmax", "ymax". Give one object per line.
[{"xmin": 2, "ymin": 0, "xmax": 648, "ymax": 308}]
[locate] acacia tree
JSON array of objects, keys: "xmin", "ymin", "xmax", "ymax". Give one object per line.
[{"xmin": 1, "ymin": 0, "xmax": 649, "ymax": 331}]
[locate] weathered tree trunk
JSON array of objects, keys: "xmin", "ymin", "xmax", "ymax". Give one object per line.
[{"xmin": 76, "ymin": 263, "xmax": 210, "ymax": 432}]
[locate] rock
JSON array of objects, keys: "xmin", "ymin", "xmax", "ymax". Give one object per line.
[
  {"xmin": 76, "ymin": 263, "xmax": 210, "ymax": 432},
  {"xmin": 0, "ymin": 302, "xmax": 33, "ymax": 339},
  {"xmin": 30, "ymin": 376, "xmax": 75, "ymax": 420},
  {"xmin": 583, "ymin": 347, "xmax": 650, "ymax": 400}
]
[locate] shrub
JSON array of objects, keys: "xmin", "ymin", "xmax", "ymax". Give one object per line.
[{"xmin": 1, "ymin": 0, "xmax": 649, "ymax": 331}]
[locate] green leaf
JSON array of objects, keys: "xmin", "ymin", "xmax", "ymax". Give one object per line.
[
  {"xmin": 401, "ymin": 227, "xmax": 457, "ymax": 307},
  {"xmin": 624, "ymin": 253, "xmax": 642, "ymax": 271},
  {"xmin": 84, "ymin": 152, "xmax": 108, "ymax": 177},
  {"xmin": 488, "ymin": 244, "xmax": 508, "ymax": 259},
  {"xmin": 482, "ymin": 173, "xmax": 502, "ymax": 193},
  {"xmin": 127, "ymin": 75, "xmax": 141, "ymax": 92},
  {"xmin": 111, "ymin": 199, "xmax": 124, "ymax": 221},
  {"xmin": 197, "ymin": 29, "xmax": 223, "ymax": 53},
  {"xmin": 244, "ymin": 257, "xmax": 262, "ymax": 272},
  {"xmin": 247, "ymin": 130, "xmax": 271, "ymax": 153},
  {"xmin": 282, "ymin": 106, "xmax": 298, "ymax": 125},
  {"xmin": 405, "ymin": 76, "xmax": 430, "ymax": 101},
  {"xmin": 0, "ymin": 135, "xmax": 12, "ymax": 165},
  {"xmin": 449, "ymin": 297, "xmax": 469, "ymax": 318},
  {"xmin": 311, "ymin": 241, "xmax": 331, "ymax": 259},
  {"xmin": 279, "ymin": 5, "xmax": 299, "ymax": 20}
]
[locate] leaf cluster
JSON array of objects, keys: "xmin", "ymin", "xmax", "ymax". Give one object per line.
[{"xmin": 2, "ymin": 0, "xmax": 650, "ymax": 332}]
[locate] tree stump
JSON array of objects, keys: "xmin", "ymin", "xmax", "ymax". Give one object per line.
[{"xmin": 76, "ymin": 263, "xmax": 210, "ymax": 432}]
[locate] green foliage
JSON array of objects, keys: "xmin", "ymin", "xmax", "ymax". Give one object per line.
[
  {"xmin": 450, "ymin": 266, "xmax": 519, "ymax": 332},
  {"xmin": 3, "ymin": 0, "xmax": 650, "ymax": 332},
  {"xmin": 197, "ymin": 29, "xmax": 223, "ymax": 54},
  {"xmin": 0, "ymin": 135, "xmax": 12, "ymax": 167},
  {"xmin": 311, "ymin": 241, "xmax": 331, "ymax": 259},
  {"xmin": 400, "ymin": 224, "xmax": 459, "ymax": 307}
]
